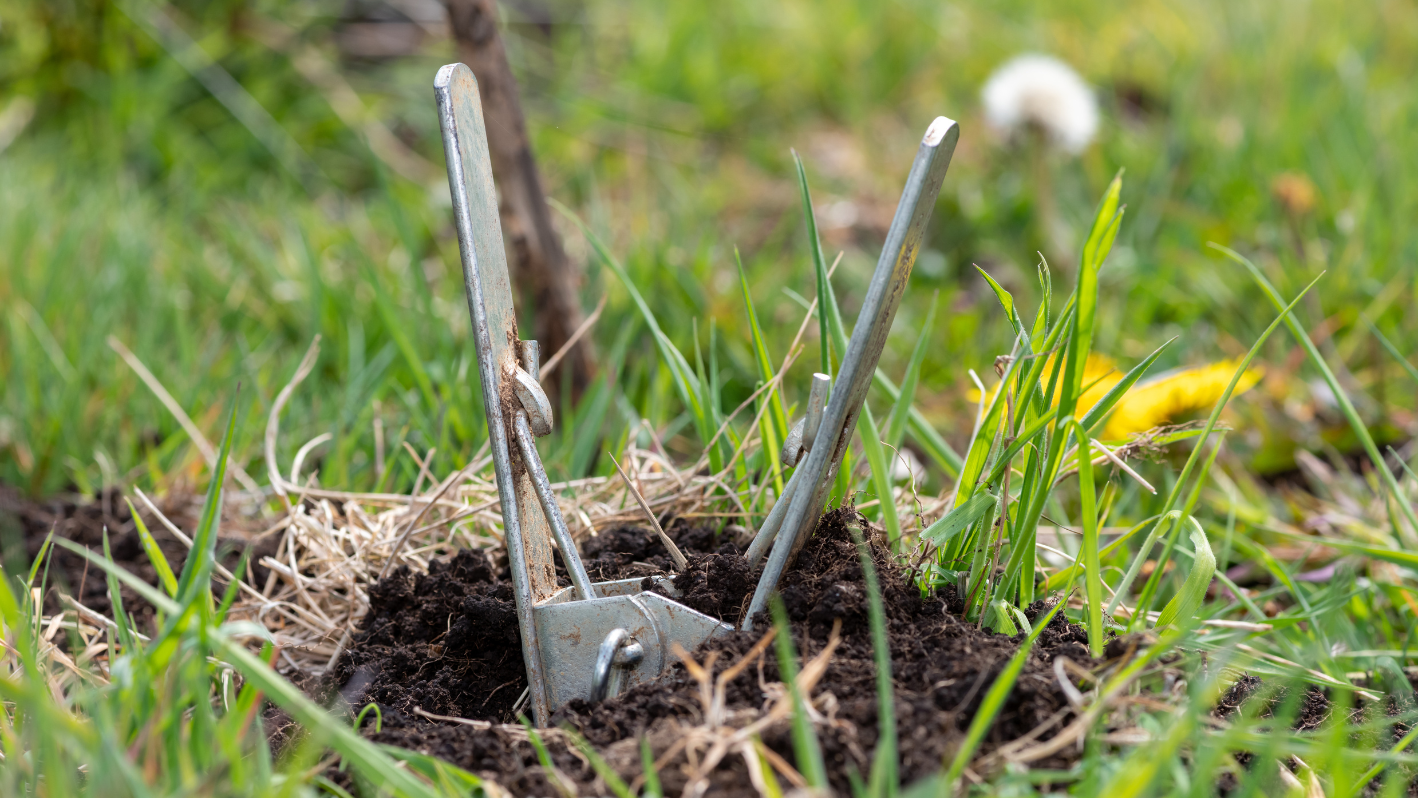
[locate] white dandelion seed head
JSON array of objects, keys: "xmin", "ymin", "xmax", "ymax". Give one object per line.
[{"xmin": 981, "ymin": 54, "xmax": 1099, "ymax": 154}]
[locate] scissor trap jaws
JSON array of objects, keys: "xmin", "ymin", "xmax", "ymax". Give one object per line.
[{"xmin": 435, "ymin": 62, "xmax": 958, "ymax": 726}]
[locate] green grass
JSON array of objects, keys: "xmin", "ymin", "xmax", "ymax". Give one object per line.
[
  {"xmin": 7, "ymin": 0, "xmax": 1418, "ymax": 795},
  {"xmin": 0, "ymin": 402, "xmax": 484, "ymax": 797}
]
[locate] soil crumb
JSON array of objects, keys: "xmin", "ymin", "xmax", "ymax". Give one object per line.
[
  {"xmin": 346, "ymin": 508, "xmax": 1103, "ymax": 796},
  {"xmin": 659, "ymin": 546, "xmax": 757, "ymax": 625}
]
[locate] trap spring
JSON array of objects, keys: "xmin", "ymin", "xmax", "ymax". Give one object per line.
[{"xmin": 435, "ymin": 62, "xmax": 957, "ymax": 726}]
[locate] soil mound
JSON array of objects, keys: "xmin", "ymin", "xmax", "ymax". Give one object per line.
[
  {"xmin": 326, "ymin": 548, "xmax": 529, "ymax": 725},
  {"xmin": 343, "ymin": 508, "xmax": 1102, "ymax": 795}
]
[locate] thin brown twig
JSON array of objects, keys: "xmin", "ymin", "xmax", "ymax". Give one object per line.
[
  {"xmin": 109, "ymin": 335, "xmax": 262, "ymax": 493},
  {"xmin": 540, "ymin": 293, "xmax": 607, "ymax": 379},
  {"xmin": 609, "ymin": 452, "xmax": 687, "ymax": 570}
]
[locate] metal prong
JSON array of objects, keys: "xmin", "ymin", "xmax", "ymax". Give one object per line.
[
  {"xmin": 743, "ymin": 117, "xmax": 959, "ymax": 630},
  {"xmin": 519, "ymin": 340, "xmax": 541, "ymax": 380},
  {"xmin": 514, "ymin": 410, "xmax": 596, "ymax": 600},
  {"xmin": 803, "ymin": 373, "xmax": 831, "ymax": 449},
  {"xmin": 743, "ymin": 468, "xmax": 800, "ymax": 571}
]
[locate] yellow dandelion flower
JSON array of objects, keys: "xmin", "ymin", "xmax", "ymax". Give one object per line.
[
  {"xmin": 966, "ymin": 353, "xmax": 1261, "ymax": 441},
  {"xmin": 1100, "ymin": 360, "xmax": 1261, "ymax": 440}
]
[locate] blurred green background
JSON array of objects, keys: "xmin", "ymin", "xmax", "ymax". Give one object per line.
[{"xmin": 3, "ymin": 0, "xmax": 1416, "ymax": 497}]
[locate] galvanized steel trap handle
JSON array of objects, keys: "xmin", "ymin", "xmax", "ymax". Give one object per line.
[
  {"xmin": 742, "ymin": 116, "xmax": 959, "ymax": 629},
  {"xmin": 436, "ymin": 63, "xmax": 598, "ymax": 725}
]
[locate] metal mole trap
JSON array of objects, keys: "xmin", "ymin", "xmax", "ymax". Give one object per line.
[{"xmin": 434, "ymin": 62, "xmax": 958, "ymax": 727}]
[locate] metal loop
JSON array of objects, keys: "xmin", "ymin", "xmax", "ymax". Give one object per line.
[
  {"xmin": 513, "ymin": 367, "xmax": 554, "ymax": 437},
  {"xmin": 591, "ymin": 628, "xmax": 644, "ymax": 703}
]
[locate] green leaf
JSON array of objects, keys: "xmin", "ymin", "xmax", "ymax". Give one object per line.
[
  {"xmin": 737, "ymin": 247, "xmax": 789, "ymax": 445},
  {"xmin": 54, "ymin": 537, "xmax": 444, "ymax": 798},
  {"xmin": 950, "ymin": 339, "xmax": 1025, "ymax": 509},
  {"xmin": 920, "ymin": 492, "xmax": 996, "ymax": 546},
  {"xmin": 641, "ymin": 737, "xmax": 664, "ymax": 798},
  {"xmin": 1118, "ymin": 270, "xmax": 1323, "ymax": 623},
  {"xmin": 564, "ymin": 727, "xmax": 635, "ymax": 798},
  {"xmin": 793, "ymin": 150, "xmax": 835, "ymax": 376},
  {"xmin": 738, "ymin": 247, "xmax": 789, "ymax": 495},
  {"xmin": 26, "ymin": 530, "xmax": 53, "ymax": 588},
  {"xmin": 126, "ymin": 498, "xmax": 177, "ymax": 597},
  {"xmin": 1153, "ymin": 517, "xmax": 1216, "ymax": 628},
  {"xmin": 1079, "ymin": 337, "xmax": 1176, "ymax": 436},
  {"xmin": 174, "ymin": 390, "xmax": 239, "ymax": 610},
  {"xmin": 976, "ymin": 267, "xmax": 1029, "ymax": 345},
  {"xmin": 849, "ymin": 523, "xmax": 897, "ymax": 798},
  {"xmin": 1366, "ymin": 318, "xmax": 1418, "ymax": 388},
  {"xmin": 859, "ymin": 404, "xmax": 903, "ymax": 547},
  {"xmin": 100, "ymin": 528, "xmax": 136, "ymax": 652},
  {"xmin": 1060, "ymin": 184, "xmax": 1123, "ymax": 419},
  {"xmin": 559, "ymin": 203, "xmax": 712, "ymax": 452},
  {"xmin": 874, "ymin": 370, "xmax": 963, "ymax": 478}
]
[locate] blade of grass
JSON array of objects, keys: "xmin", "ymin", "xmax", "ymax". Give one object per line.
[
  {"xmin": 1070, "ymin": 421, "xmax": 1104, "ymax": 656},
  {"xmin": 126, "ymin": 498, "xmax": 177, "ymax": 597},
  {"xmin": 1365, "ymin": 318, "xmax": 1418, "ymax": 387},
  {"xmin": 174, "ymin": 390, "xmax": 238, "ymax": 610},
  {"xmin": 770, "ymin": 596, "xmax": 828, "ymax": 791},
  {"xmin": 738, "ymin": 248, "xmax": 789, "ymax": 496},
  {"xmin": 1114, "ymin": 272, "xmax": 1323, "ymax": 622},
  {"xmin": 54, "ymin": 538, "xmax": 445, "ymax": 798},
  {"xmin": 1079, "ymin": 337, "xmax": 1176, "ymax": 435},
  {"xmin": 874, "ymin": 371, "xmax": 963, "ymax": 478},
  {"xmin": 793, "ymin": 150, "xmax": 834, "ymax": 376},
  {"xmin": 1213, "ymin": 244, "xmax": 1418, "ymax": 542},
  {"xmin": 860, "ymin": 405, "xmax": 903, "ymax": 548},
  {"xmin": 564, "ymin": 727, "xmax": 635, "ymax": 798},
  {"xmin": 939, "ymin": 594, "xmax": 1072, "ymax": 796},
  {"xmin": 920, "ymin": 491, "xmax": 996, "ymax": 547},
  {"xmin": 848, "ymin": 522, "xmax": 896, "ymax": 798},
  {"xmin": 559, "ymin": 203, "xmax": 712, "ymax": 452},
  {"xmin": 1153, "ymin": 516, "xmax": 1217, "ymax": 628},
  {"xmin": 641, "ymin": 737, "xmax": 663, "ymax": 798}
]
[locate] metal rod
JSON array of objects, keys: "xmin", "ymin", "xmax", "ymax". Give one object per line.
[
  {"xmin": 743, "ymin": 467, "xmax": 800, "ymax": 570},
  {"xmin": 803, "ymin": 372, "xmax": 831, "ymax": 449},
  {"xmin": 519, "ymin": 340, "xmax": 540, "ymax": 380},
  {"xmin": 743, "ymin": 117, "xmax": 959, "ymax": 630},
  {"xmin": 514, "ymin": 410, "xmax": 597, "ymax": 601}
]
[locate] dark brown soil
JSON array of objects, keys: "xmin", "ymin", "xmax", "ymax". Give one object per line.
[
  {"xmin": 334, "ymin": 507, "xmax": 1105, "ymax": 796},
  {"xmin": 0, "ymin": 486, "xmax": 272, "ymax": 629}
]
